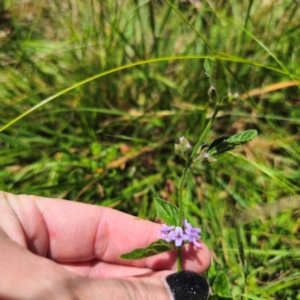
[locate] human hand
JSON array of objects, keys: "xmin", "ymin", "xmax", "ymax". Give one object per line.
[{"xmin": 0, "ymin": 191, "xmax": 211, "ymax": 299}]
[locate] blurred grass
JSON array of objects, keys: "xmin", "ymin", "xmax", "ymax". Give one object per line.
[{"xmin": 1, "ymin": 0, "xmax": 300, "ymax": 298}]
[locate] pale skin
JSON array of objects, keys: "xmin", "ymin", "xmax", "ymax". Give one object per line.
[{"xmin": 0, "ymin": 191, "xmax": 211, "ymax": 300}]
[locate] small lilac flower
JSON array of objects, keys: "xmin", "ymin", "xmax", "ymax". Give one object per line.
[
  {"xmin": 169, "ymin": 226, "xmax": 189, "ymax": 247},
  {"xmin": 159, "ymin": 224, "xmax": 175, "ymax": 234},
  {"xmin": 184, "ymin": 220, "xmax": 202, "ymax": 248},
  {"xmin": 183, "ymin": 219, "xmax": 189, "ymax": 228},
  {"xmin": 175, "ymin": 136, "xmax": 192, "ymax": 161},
  {"xmin": 203, "ymin": 152, "xmax": 210, "ymax": 158},
  {"xmin": 179, "ymin": 136, "xmax": 191, "ymax": 150},
  {"xmin": 158, "ymin": 224, "xmax": 175, "ymax": 241}
]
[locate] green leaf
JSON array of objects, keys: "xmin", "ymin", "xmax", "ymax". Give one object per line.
[
  {"xmin": 208, "ymin": 130, "xmax": 257, "ymax": 156},
  {"xmin": 120, "ymin": 239, "xmax": 173, "ymax": 260},
  {"xmin": 210, "ymin": 271, "xmax": 233, "ymax": 299},
  {"xmin": 226, "ymin": 129, "xmax": 258, "ymax": 144},
  {"xmin": 154, "ymin": 197, "xmax": 178, "ymax": 226},
  {"xmin": 212, "ymin": 271, "xmax": 229, "ymax": 297}
]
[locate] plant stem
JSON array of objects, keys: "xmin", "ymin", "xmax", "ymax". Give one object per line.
[
  {"xmin": 190, "ymin": 105, "xmax": 220, "ymax": 161},
  {"xmin": 177, "ymin": 248, "xmax": 182, "ymax": 272},
  {"xmin": 177, "ymin": 163, "xmax": 189, "ymax": 225},
  {"xmin": 176, "ymin": 104, "xmax": 220, "ymax": 270},
  {"xmin": 178, "ymin": 104, "xmax": 220, "ymax": 226}
]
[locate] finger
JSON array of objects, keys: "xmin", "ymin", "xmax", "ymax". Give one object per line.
[
  {"xmin": 0, "ymin": 225, "xmax": 174, "ymax": 300},
  {"xmin": 62, "ymin": 261, "xmax": 161, "ymax": 278},
  {"xmin": 8, "ymin": 192, "xmax": 210, "ymax": 273},
  {"xmin": 32, "ymin": 193, "xmax": 211, "ymax": 272},
  {"xmin": 2, "ymin": 191, "xmax": 159, "ymax": 261},
  {"xmin": 30, "ymin": 193, "xmax": 163, "ymax": 261}
]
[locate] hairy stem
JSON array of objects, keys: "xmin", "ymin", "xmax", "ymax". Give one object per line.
[
  {"xmin": 177, "ymin": 248, "xmax": 182, "ymax": 272},
  {"xmin": 177, "ymin": 104, "xmax": 220, "ymax": 270}
]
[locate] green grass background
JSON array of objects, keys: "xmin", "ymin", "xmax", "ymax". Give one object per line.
[{"xmin": 1, "ymin": 0, "xmax": 300, "ymax": 298}]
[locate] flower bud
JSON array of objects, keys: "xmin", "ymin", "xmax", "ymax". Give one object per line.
[{"xmin": 175, "ymin": 136, "xmax": 192, "ymax": 161}]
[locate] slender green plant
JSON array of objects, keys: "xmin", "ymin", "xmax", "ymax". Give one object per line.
[
  {"xmin": 120, "ymin": 58, "xmax": 257, "ymax": 297},
  {"xmin": 2, "ymin": 1, "xmax": 299, "ymax": 298}
]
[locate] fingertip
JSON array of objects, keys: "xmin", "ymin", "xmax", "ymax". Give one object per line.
[
  {"xmin": 147, "ymin": 240, "xmax": 211, "ymax": 275},
  {"xmin": 181, "ymin": 241, "xmax": 211, "ymax": 273}
]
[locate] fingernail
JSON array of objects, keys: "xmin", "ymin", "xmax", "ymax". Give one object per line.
[{"xmin": 166, "ymin": 270, "xmax": 209, "ymax": 300}]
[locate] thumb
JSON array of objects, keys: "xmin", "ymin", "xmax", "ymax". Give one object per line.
[{"xmin": 76, "ymin": 271, "xmax": 174, "ymax": 300}]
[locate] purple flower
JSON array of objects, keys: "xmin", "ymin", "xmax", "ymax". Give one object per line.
[
  {"xmin": 168, "ymin": 226, "xmax": 189, "ymax": 247},
  {"xmin": 183, "ymin": 219, "xmax": 202, "ymax": 248},
  {"xmin": 158, "ymin": 224, "xmax": 175, "ymax": 242},
  {"xmin": 159, "ymin": 224, "xmax": 175, "ymax": 234},
  {"xmin": 203, "ymin": 152, "xmax": 210, "ymax": 158},
  {"xmin": 159, "ymin": 221, "xmax": 202, "ymax": 248},
  {"xmin": 183, "ymin": 219, "xmax": 189, "ymax": 227}
]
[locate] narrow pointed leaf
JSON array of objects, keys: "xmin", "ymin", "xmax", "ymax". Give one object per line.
[
  {"xmin": 120, "ymin": 239, "xmax": 173, "ymax": 260},
  {"xmin": 154, "ymin": 197, "xmax": 178, "ymax": 226}
]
